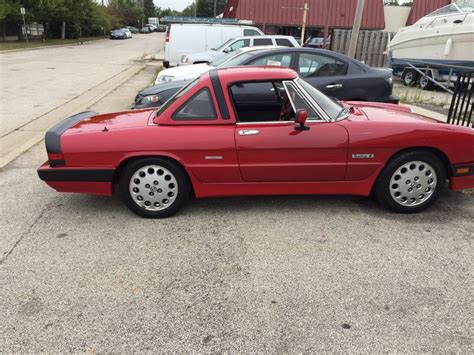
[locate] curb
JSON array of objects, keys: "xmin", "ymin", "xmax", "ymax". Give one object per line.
[{"xmin": 0, "ymin": 38, "xmax": 107, "ymax": 53}]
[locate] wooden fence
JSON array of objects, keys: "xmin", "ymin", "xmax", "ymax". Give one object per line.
[{"xmin": 332, "ymin": 29, "xmax": 392, "ymax": 67}]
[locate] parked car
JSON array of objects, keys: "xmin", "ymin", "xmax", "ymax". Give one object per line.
[
  {"xmin": 121, "ymin": 28, "xmax": 132, "ymax": 38},
  {"xmin": 127, "ymin": 26, "xmax": 139, "ymax": 34},
  {"xmin": 155, "ymin": 46, "xmax": 278, "ymax": 85},
  {"xmin": 145, "ymin": 24, "xmax": 157, "ymax": 32},
  {"xmin": 164, "ymin": 23, "xmax": 264, "ymax": 67},
  {"xmin": 110, "ymin": 29, "xmax": 128, "ymax": 40},
  {"xmin": 37, "ymin": 66, "xmax": 474, "ymax": 218},
  {"xmin": 304, "ymin": 36, "xmax": 331, "ymax": 48},
  {"xmin": 133, "ymin": 81, "xmax": 186, "ymax": 109},
  {"xmin": 156, "ymin": 24, "xmax": 167, "ymax": 32},
  {"xmin": 156, "ymin": 46, "xmax": 398, "ymax": 103},
  {"xmin": 140, "ymin": 26, "xmax": 152, "ymax": 34},
  {"xmin": 180, "ymin": 35, "xmax": 300, "ymax": 65}
]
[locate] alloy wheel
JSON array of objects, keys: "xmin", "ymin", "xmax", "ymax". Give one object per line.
[
  {"xmin": 389, "ymin": 160, "xmax": 437, "ymax": 206},
  {"xmin": 129, "ymin": 165, "xmax": 178, "ymax": 211}
]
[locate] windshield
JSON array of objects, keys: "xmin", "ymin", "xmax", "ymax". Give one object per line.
[
  {"xmin": 155, "ymin": 78, "xmax": 199, "ymax": 117},
  {"xmin": 214, "ymin": 38, "xmax": 234, "ymax": 51},
  {"xmin": 297, "ymin": 79, "xmax": 345, "ymax": 120}
]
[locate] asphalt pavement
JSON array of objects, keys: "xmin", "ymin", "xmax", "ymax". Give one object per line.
[{"xmin": 0, "ymin": 35, "xmax": 473, "ymax": 352}]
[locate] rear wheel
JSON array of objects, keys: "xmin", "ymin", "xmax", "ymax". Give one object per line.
[
  {"xmin": 119, "ymin": 158, "xmax": 190, "ymax": 218},
  {"xmin": 419, "ymin": 74, "xmax": 435, "ymax": 90},
  {"xmin": 402, "ymin": 69, "xmax": 419, "ymax": 87},
  {"xmin": 374, "ymin": 151, "xmax": 445, "ymax": 213}
]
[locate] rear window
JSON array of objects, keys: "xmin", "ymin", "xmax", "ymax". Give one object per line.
[
  {"xmin": 275, "ymin": 38, "xmax": 294, "ymax": 47},
  {"xmin": 172, "ymin": 88, "xmax": 217, "ymax": 121}
]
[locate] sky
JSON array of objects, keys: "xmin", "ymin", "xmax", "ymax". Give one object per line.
[{"xmin": 154, "ymin": 0, "xmax": 192, "ymax": 11}]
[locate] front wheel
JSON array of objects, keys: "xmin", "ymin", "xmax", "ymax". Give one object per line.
[
  {"xmin": 119, "ymin": 158, "xmax": 191, "ymax": 218},
  {"xmin": 402, "ymin": 69, "xmax": 419, "ymax": 87},
  {"xmin": 374, "ymin": 151, "xmax": 446, "ymax": 213}
]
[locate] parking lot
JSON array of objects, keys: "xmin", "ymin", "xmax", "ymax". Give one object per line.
[{"xmin": 1, "ymin": 32, "xmax": 473, "ymax": 352}]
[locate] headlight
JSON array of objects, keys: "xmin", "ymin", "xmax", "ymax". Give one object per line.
[
  {"xmin": 181, "ymin": 56, "xmax": 189, "ymax": 63},
  {"xmin": 141, "ymin": 95, "xmax": 160, "ymax": 104},
  {"xmin": 159, "ymin": 75, "xmax": 174, "ymax": 82}
]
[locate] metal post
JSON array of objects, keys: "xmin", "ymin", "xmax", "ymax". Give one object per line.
[
  {"xmin": 21, "ymin": 7, "xmax": 28, "ymax": 44},
  {"xmin": 348, "ymin": 0, "xmax": 365, "ymax": 58},
  {"xmin": 300, "ymin": 3, "xmax": 309, "ymax": 46}
]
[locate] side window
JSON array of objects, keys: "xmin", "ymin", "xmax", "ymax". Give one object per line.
[
  {"xmin": 253, "ymin": 38, "xmax": 273, "ymax": 46},
  {"xmin": 230, "ymin": 81, "xmax": 294, "ymax": 122},
  {"xmin": 229, "ymin": 38, "xmax": 250, "ymax": 51},
  {"xmin": 172, "ymin": 88, "xmax": 217, "ymax": 120},
  {"xmin": 244, "ymin": 29, "xmax": 262, "ymax": 36},
  {"xmin": 283, "ymin": 82, "xmax": 320, "ymax": 120},
  {"xmin": 275, "ymin": 38, "xmax": 294, "ymax": 47},
  {"xmin": 298, "ymin": 53, "xmax": 347, "ymax": 77},
  {"xmin": 250, "ymin": 53, "xmax": 292, "ymax": 67}
]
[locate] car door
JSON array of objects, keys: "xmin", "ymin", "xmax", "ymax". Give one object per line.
[
  {"xmin": 232, "ymin": 80, "xmax": 348, "ymax": 182},
  {"xmin": 296, "ymin": 52, "xmax": 351, "ymax": 100}
]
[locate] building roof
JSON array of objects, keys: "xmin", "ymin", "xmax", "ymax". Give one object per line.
[
  {"xmin": 406, "ymin": 0, "xmax": 451, "ymax": 25},
  {"xmin": 223, "ymin": 0, "xmax": 385, "ymax": 30}
]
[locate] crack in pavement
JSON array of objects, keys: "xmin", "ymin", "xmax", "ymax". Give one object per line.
[{"xmin": 0, "ymin": 202, "xmax": 50, "ymax": 265}]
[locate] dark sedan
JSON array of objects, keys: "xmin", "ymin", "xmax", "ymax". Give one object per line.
[
  {"xmin": 232, "ymin": 47, "xmax": 398, "ymax": 103},
  {"xmin": 110, "ymin": 29, "xmax": 127, "ymax": 39},
  {"xmin": 133, "ymin": 81, "xmax": 187, "ymax": 109}
]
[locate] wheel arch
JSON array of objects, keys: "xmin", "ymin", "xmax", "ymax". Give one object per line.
[
  {"xmin": 112, "ymin": 154, "xmax": 195, "ymax": 195},
  {"xmin": 371, "ymin": 146, "xmax": 451, "ymax": 194}
]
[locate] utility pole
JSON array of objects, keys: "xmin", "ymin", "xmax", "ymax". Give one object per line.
[
  {"xmin": 348, "ymin": 0, "xmax": 365, "ymax": 58},
  {"xmin": 281, "ymin": 3, "xmax": 309, "ymax": 46},
  {"xmin": 20, "ymin": 7, "xmax": 28, "ymax": 44},
  {"xmin": 300, "ymin": 3, "xmax": 309, "ymax": 46},
  {"xmin": 213, "ymin": 0, "xmax": 217, "ymax": 17},
  {"xmin": 194, "ymin": 0, "xmax": 197, "ymax": 17}
]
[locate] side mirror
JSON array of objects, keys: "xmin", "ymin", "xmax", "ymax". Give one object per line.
[
  {"xmin": 295, "ymin": 109, "xmax": 310, "ymax": 131},
  {"xmin": 223, "ymin": 47, "xmax": 231, "ymax": 53}
]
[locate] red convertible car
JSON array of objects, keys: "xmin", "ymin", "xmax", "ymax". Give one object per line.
[{"xmin": 38, "ymin": 67, "xmax": 474, "ymax": 218}]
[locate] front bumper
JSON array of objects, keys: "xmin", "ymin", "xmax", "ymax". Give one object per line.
[{"xmin": 449, "ymin": 163, "xmax": 474, "ymax": 191}]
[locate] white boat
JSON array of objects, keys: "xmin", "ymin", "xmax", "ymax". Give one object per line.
[{"xmin": 390, "ymin": 1, "xmax": 474, "ymax": 71}]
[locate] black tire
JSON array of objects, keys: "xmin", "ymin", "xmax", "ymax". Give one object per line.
[
  {"xmin": 419, "ymin": 74, "xmax": 435, "ymax": 91},
  {"xmin": 402, "ymin": 69, "xmax": 419, "ymax": 87},
  {"xmin": 119, "ymin": 157, "xmax": 191, "ymax": 218},
  {"xmin": 374, "ymin": 151, "xmax": 446, "ymax": 213}
]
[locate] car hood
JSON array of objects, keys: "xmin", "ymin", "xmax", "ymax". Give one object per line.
[
  {"xmin": 157, "ymin": 64, "xmax": 213, "ymax": 82},
  {"xmin": 139, "ymin": 81, "xmax": 187, "ymax": 96},
  {"xmin": 352, "ymin": 103, "xmax": 442, "ymax": 125},
  {"xmin": 65, "ymin": 109, "xmax": 156, "ymax": 134}
]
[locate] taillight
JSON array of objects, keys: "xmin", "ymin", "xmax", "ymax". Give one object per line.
[
  {"xmin": 48, "ymin": 153, "xmax": 65, "ymax": 166},
  {"xmin": 165, "ymin": 31, "xmax": 170, "ymax": 42}
]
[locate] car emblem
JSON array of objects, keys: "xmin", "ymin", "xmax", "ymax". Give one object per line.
[{"xmin": 352, "ymin": 153, "xmax": 375, "ymax": 159}]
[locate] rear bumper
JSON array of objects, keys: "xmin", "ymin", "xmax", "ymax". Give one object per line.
[
  {"xmin": 449, "ymin": 163, "xmax": 474, "ymax": 191},
  {"xmin": 37, "ymin": 162, "xmax": 114, "ymax": 196}
]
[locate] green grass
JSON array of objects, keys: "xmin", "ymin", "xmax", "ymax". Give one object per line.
[{"xmin": 0, "ymin": 37, "xmax": 106, "ymax": 51}]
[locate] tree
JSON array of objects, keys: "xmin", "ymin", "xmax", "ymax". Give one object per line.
[
  {"xmin": 196, "ymin": 0, "xmax": 227, "ymax": 17},
  {"xmin": 143, "ymin": 0, "xmax": 155, "ymax": 19}
]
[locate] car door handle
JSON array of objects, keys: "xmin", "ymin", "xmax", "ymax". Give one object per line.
[
  {"xmin": 326, "ymin": 84, "xmax": 343, "ymax": 89},
  {"xmin": 238, "ymin": 129, "xmax": 260, "ymax": 136}
]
